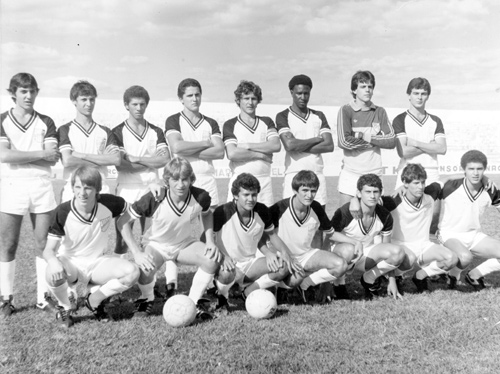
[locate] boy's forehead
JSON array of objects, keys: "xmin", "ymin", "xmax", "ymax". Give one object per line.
[
  {"xmin": 411, "ymin": 88, "xmax": 428, "ymax": 94},
  {"xmin": 16, "ymin": 85, "xmax": 38, "ymax": 91},
  {"xmin": 465, "ymin": 162, "xmax": 485, "ymax": 168},
  {"xmin": 128, "ymin": 97, "xmax": 147, "ymax": 103},
  {"xmin": 239, "ymin": 187, "xmax": 258, "ymax": 194},
  {"xmin": 357, "ymin": 80, "xmax": 373, "ymax": 87},
  {"xmin": 360, "ymin": 185, "xmax": 380, "ymax": 192}
]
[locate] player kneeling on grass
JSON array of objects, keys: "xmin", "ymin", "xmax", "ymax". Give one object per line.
[
  {"xmin": 437, "ymin": 150, "xmax": 500, "ymax": 290},
  {"xmin": 269, "ymin": 170, "xmax": 347, "ymax": 303},
  {"xmin": 213, "ymin": 173, "xmax": 303, "ymax": 311},
  {"xmin": 328, "ymin": 174, "xmax": 407, "ymax": 300},
  {"xmin": 117, "ymin": 157, "xmax": 221, "ymax": 320},
  {"xmin": 43, "ymin": 166, "xmax": 140, "ymax": 327}
]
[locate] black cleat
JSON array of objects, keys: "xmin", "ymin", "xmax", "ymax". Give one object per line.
[
  {"xmin": 133, "ymin": 298, "xmax": 154, "ymax": 317},
  {"xmin": 196, "ymin": 300, "xmax": 214, "ymax": 320},
  {"xmin": 165, "ymin": 283, "xmax": 177, "ymax": 299},
  {"xmin": 360, "ymin": 276, "xmax": 381, "ymax": 299},
  {"xmin": 56, "ymin": 307, "xmax": 74, "ymax": 328},
  {"xmin": 447, "ymin": 275, "xmax": 458, "ymax": 290},
  {"xmin": 465, "ymin": 273, "xmax": 486, "ymax": 291},
  {"xmin": 333, "ymin": 285, "xmax": 351, "ymax": 300},
  {"xmin": 412, "ymin": 275, "xmax": 430, "ymax": 293},
  {"xmin": 276, "ymin": 287, "xmax": 289, "ymax": 305},
  {"xmin": 85, "ymin": 294, "xmax": 110, "ymax": 321},
  {"xmin": 0, "ymin": 295, "xmax": 15, "ymax": 318},
  {"xmin": 215, "ymin": 294, "xmax": 231, "ymax": 315}
]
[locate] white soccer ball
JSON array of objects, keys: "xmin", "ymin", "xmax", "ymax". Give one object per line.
[
  {"xmin": 245, "ymin": 289, "xmax": 277, "ymax": 320},
  {"xmin": 163, "ymin": 295, "xmax": 197, "ymax": 327}
]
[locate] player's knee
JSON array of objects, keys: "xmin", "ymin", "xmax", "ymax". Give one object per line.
[
  {"xmin": 271, "ymin": 265, "xmax": 290, "ymax": 281},
  {"xmin": 402, "ymin": 251, "xmax": 417, "ymax": 270},
  {"xmin": 328, "ymin": 257, "xmax": 348, "ymax": 276},
  {"xmin": 443, "ymin": 251, "xmax": 459, "ymax": 270},
  {"xmin": 458, "ymin": 252, "xmax": 473, "ymax": 267},
  {"xmin": 121, "ymin": 263, "xmax": 140, "ymax": 286},
  {"xmin": 388, "ymin": 245, "xmax": 405, "ymax": 265},
  {"xmin": 201, "ymin": 257, "xmax": 219, "ymax": 274},
  {"xmin": 334, "ymin": 243, "xmax": 355, "ymax": 263},
  {"xmin": 216, "ymin": 269, "xmax": 236, "ymax": 284}
]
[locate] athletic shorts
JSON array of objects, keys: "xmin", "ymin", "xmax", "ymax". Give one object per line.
[
  {"xmin": 437, "ymin": 230, "xmax": 487, "ymax": 251},
  {"xmin": 234, "ymin": 256, "xmax": 261, "ymax": 286},
  {"xmin": 0, "ymin": 177, "xmax": 56, "ymax": 215},
  {"xmin": 331, "ymin": 242, "xmax": 378, "ymax": 273},
  {"xmin": 392, "ymin": 240, "xmax": 435, "ymax": 266},
  {"xmin": 116, "ymin": 183, "xmax": 150, "ymax": 204},
  {"xmin": 58, "ymin": 254, "xmax": 113, "ymax": 287},
  {"xmin": 194, "ymin": 174, "xmax": 219, "ymax": 206},
  {"xmin": 294, "ymin": 248, "xmax": 320, "ymax": 268},
  {"xmin": 395, "ymin": 167, "xmax": 440, "ymax": 189},
  {"xmin": 147, "ymin": 238, "xmax": 198, "ymax": 262},
  {"xmin": 337, "ymin": 169, "xmax": 363, "ymax": 197},
  {"xmin": 227, "ymin": 174, "xmax": 273, "ymax": 207},
  {"xmin": 61, "ymin": 179, "xmax": 111, "ymax": 203},
  {"xmin": 283, "ymin": 172, "xmax": 327, "ymax": 206}
]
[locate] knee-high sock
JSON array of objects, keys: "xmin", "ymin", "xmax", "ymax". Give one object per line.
[
  {"xmin": 419, "ymin": 261, "xmax": 446, "ymax": 278},
  {"xmin": 215, "ymin": 279, "xmax": 235, "ymax": 299},
  {"xmin": 48, "ymin": 282, "xmax": 71, "ymax": 310},
  {"xmin": 0, "ymin": 260, "xmax": 16, "ymax": 298},
  {"xmin": 36, "ymin": 256, "xmax": 48, "ymax": 304},
  {"xmin": 448, "ymin": 266, "xmax": 464, "ymax": 280},
  {"xmin": 470, "ymin": 259, "xmax": 500, "ymax": 279},
  {"xmin": 165, "ymin": 261, "xmax": 178, "ymax": 287},
  {"xmin": 363, "ymin": 261, "xmax": 397, "ymax": 284},
  {"xmin": 188, "ymin": 269, "xmax": 214, "ymax": 303},
  {"xmin": 138, "ymin": 280, "xmax": 155, "ymax": 302},
  {"xmin": 300, "ymin": 269, "xmax": 337, "ymax": 290},
  {"xmin": 89, "ymin": 279, "xmax": 130, "ymax": 308}
]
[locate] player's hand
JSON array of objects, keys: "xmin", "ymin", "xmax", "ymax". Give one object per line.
[
  {"xmin": 265, "ymin": 252, "xmax": 281, "ymax": 273},
  {"xmin": 204, "ymin": 242, "xmax": 222, "ymax": 263},
  {"xmin": 221, "ymin": 256, "xmax": 236, "ymax": 272},
  {"xmin": 351, "ymin": 242, "xmax": 363, "ymax": 264},
  {"xmin": 43, "ymin": 147, "xmax": 60, "ymax": 162},
  {"xmin": 47, "ymin": 259, "xmax": 66, "ymax": 283},
  {"xmin": 482, "ymin": 176, "xmax": 497, "ymax": 192},
  {"xmin": 317, "ymin": 282, "xmax": 334, "ymax": 304},
  {"xmin": 149, "ymin": 183, "xmax": 166, "ymax": 201},
  {"xmin": 391, "ymin": 185, "xmax": 406, "ymax": 198},
  {"xmin": 387, "ymin": 277, "xmax": 403, "ymax": 300},
  {"xmin": 349, "ymin": 198, "xmax": 362, "ymax": 220},
  {"xmin": 133, "ymin": 252, "xmax": 155, "ymax": 273},
  {"xmin": 280, "ymin": 251, "xmax": 304, "ymax": 277}
]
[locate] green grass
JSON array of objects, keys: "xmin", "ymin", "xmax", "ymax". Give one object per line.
[{"xmin": 1, "ymin": 176, "xmax": 500, "ymax": 374}]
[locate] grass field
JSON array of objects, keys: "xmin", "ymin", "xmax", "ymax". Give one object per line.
[{"xmin": 1, "ymin": 176, "xmax": 500, "ymax": 373}]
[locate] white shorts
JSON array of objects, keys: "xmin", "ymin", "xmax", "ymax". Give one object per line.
[
  {"xmin": 61, "ymin": 179, "xmax": 112, "ymax": 202},
  {"xmin": 395, "ymin": 167, "xmax": 440, "ymax": 189},
  {"xmin": 331, "ymin": 242, "xmax": 378, "ymax": 273},
  {"xmin": 59, "ymin": 254, "xmax": 113, "ymax": 287},
  {"xmin": 194, "ymin": 174, "xmax": 219, "ymax": 206},
  {"xmin": 338, "ymin": 169, "xmax": 363, "ymax": 197},
  {"xmin": 227, "ymin": 174, "xmax": 273, "ymax": 207},
  {"xmin": 0, "ymin": 177, "xmax": 57, "ymax": 215},
  {"xmin": 393, "ymin": 240, "xmax": 435, "ymax": 266},
  {"xmin": 283, "ymin": 172, "xmax": 327, "ymax": 206},
  {"xmin": 116, "ymin": 183, "xmax": 151, "ymax": 204},
  {"xmin": 147, "ymin": 238, "xmax": 198, "ymax": 262},
  {"xmin": 294, "ymin": 248, "xmax": 320, "ymax": 268},
  {"xmin": 437, "ymin": 230, "xmax": 487, "ymax": 251},
  {"xmin": 234, "ymin": 256, "xmax": 261, "ymax": 286}
]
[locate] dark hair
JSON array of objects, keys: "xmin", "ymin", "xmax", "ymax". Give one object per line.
[
  {"xmin": 406, "ymin": 77, "xmax": 431, "ymax": 95},
  {"xmin": 8, "ymin": 73, "xmax": 39, "ymax": 100},
  {"xmin": 71, "ymin": 166, "xmax": 102, "ymax": 192},
  {"xmin": 231, "ymin": 173, "xmax": 261, "ymax": 196},
  {"xmin": 70, "ymin": 81, "xmax": 97, "ymax": 101},
  {"xmin": 123, "ymin": 85, "xmax": 150, "ymax": 105},
  {"xmin": 163, "ymin": 157, "xmax": 196, "ymax": 184},
  {"xmin": 177, "ymin": 78, "xmax": 202, "ymax": 98},
  {"xmin": 401, "ymin": 164, "xmax": 427, "ymax": 184},
  {"xmin": 460, "ymin": 150, "xmax": 488, "ymax": 169},
  {"xmin": 291, "ymin": 170, "xmax": 320, "ymax": 191},
  {"xmin": 357, "ymin": 173, "xmax": 383, "ymax": 192},
  {"xmin": 234, "ymin": 80, "xmax": 262, "ymax": 106},
  {"xmin": 288, "ymin": 74, "xmax": 313, "ymax": 90},
  {"xmin": 351, "ymin": 70, "xmax": 375, "ymax": 98}
]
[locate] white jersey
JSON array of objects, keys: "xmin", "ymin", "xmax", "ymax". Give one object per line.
[
  {"xmin": 113, "ymin": 121, "xmax": 168, "ymax": 185},
  {"xmin": 0, "ymin": 109, "xmax": 58, "ymax": 178}
]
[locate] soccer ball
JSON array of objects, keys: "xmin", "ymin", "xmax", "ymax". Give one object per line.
[
  {"xmin": 245, "ymin": 289, "xmax": 277, "ymax": 320},
  {"xmin": 163, "ymin": 295, "xmax": 197, "ymax": 327}
]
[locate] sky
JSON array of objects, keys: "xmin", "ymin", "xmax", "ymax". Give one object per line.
[{"xmin": 1, "ymin": 0, "xmax": 499, "ymax": 110}]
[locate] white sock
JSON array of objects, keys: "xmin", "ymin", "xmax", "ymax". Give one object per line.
[
  {"xmin": 215, "ymin": 279, "xmax": 235, "ymax": 299},
  {"xmin": 165, "ymin": 261, "xmax": 178, "ymax": 287},
  {"xmin": 138, "ymin": 280, "xmax": 155, "ymax": 302},
  {"xmin": 36, "ymin": 256, "xmax": 48, "ymax": 304},
  {"xmin": 0, "ymin": 260, "xmax": 16, "ymax": 297},
  {"xmin": 254, "ymin": 274, "xmax": 280, "ymax": 290},
  {"xmin": 363, "ymin": 260, "xmax": 397, "ymax": 284},
  {"xmin": 421, "ymin": 261, "xmax": 446, "ymax": 278},
  {"xmin": 188, "ymin": 268, "xmax": 214, "ymax": 304},
  {"xmin": 300, "ymin": 268, "xmax": 337, "ymax": 290},
  {"xmin": 448, "ymin": 266, "xmax": 463, "ymax": 280},
  {"xmin": 48, "ymin": 283, "xmax": 72, "ymax": 310},
  {"xmin": 99, "ymin": 279, "xmax": 130, "ymax": 298},
  {"xmin": 333, "ymin": 274, "xmax": 345, "ymax": 286},
  {"xmin": 470, "ymin": 259, "xmax": 500, "ymax": 279}
]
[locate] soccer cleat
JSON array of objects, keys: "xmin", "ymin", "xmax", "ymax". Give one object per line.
[
  {"xmin": 85, "ymin": 294, "xmax": 109, "ymax": 321},
  {"xmin": 360, "ymin": 276, "xmax": 381, "ymax": 300},
  {"xmin": 214, "ymin": 294, "xmax": 231, "ymax": 315},
  {"xmin": 276, "ymin": 287, "xmax": 289, "ymax": 305},
  {"xmin": 333, "ymin": 285, "xmax": 351, "ymax": 300},
  {"xmin": 56, "ymin": 307, "xmax": 74, "ymax": 328},
  {"xmin": 412, "ymin": 275, "xmax": 430, "ymax": 293},
  {"xmin": 36, "ymin": 293, "xmax": 59, "ymax": 315},
  {"xmin": 447, "ymin": 275, "xmax": 458, "ymax": 290},
  {"xmin": 165, "ymin": 283, "xmax": 177, "ymax": 299},
  {"xmin": 134, "ymin": 298, "xmax": 154, "ymax": 317},
  {"xmin": 196, "ymin": 300, "xmax": 214, "ymax": 320},
  {"xmin": 0, "ymin": 295, "xmax": 15, "ymax": 318},
  {"xmin": 465, "ymin": 273, "xmax": 486, "ymax": 291},
  {"xmin": 153, "ymin": 283, "xmax": 165, "ymax": 300}
]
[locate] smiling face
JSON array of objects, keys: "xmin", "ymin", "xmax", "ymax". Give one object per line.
[
  {"xmin": 13, "ymin": 86, "xmax": 38, "ymax": 111},
  {"xmin": 73, "ymin": 95, "xmax": 96, "ymax": 117},
  {"xmin": 125, "ymin": 97, "xmax": 148, "ymax": 121},
  {"xmin": 72, "ymin": 176, "xmax": 98, "ymax": 207},
  {"xmin": 234, "ymin": 187, "xmax": 258, "ymax": 212},
  {"xmin": 353, "ymin": 81, "xmax": 374, "ymax": 104}
]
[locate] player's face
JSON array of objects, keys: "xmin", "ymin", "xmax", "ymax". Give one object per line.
[
  {"xmin": 405, "ymin": 179, "xmax": 426, "ymax": 199},
  {"xmin": 408, "ymin": 89, "xmax": 429, "ymax": 110},
  {"xmin": 73, "ymin": 95, "xmax": 96, "ymax": 117},
  {"xmin": 295, "ymin": 185, "xmax": 317, "ymax": 206},
  {"xmin": 72, "ymin": 177, "xmax": 97, "ymax": 206},
  {"xmin": 291, "ymin": 85, "xmax": 311, "ymax": 110},
  {"xmin": 238, "ymin": 93, "xmax": 259, "ymax": 116},
  {"xmin": 181, "ymin": 86, "xmax": 202, "ymax": 112},
  {"xmin": 234, "ymin": 187, "xmax": 258, "ymax": 212},
  {"xmin": 353, "ymin": 82, "xmax": 374, "ymax": 104},
  {"xmin": 464, "ymin": 162, "xmax": 485, "ymax": 185},
  {"xmin": 357, "ymin": 185, "xmax": 381, "ymax": 208},
  {"xmin": 13, "ymin": 86, "xmax": 38, "ymax": 111},
  {"xmin": 167, "ymin": 177, "xmax": 191, "ymax": 199},
  {"xmin": 125, "ymin": 98, "xmax": 148, "ymax": 121}
]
